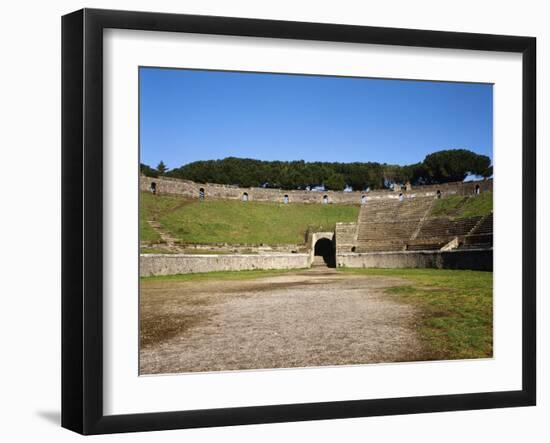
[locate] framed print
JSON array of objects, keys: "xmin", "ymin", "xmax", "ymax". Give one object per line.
[{"xmin": 61, "ymin": 8, "xmax": 536, "ymax": 435}]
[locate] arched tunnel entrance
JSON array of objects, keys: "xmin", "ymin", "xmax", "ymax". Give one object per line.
[{"xmin": 313, "ymin": 238, "xmax": 335, "ymax": 268}]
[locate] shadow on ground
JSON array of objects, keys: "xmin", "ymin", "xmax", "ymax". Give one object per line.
[{"xmin": 36, "ymin": 410, "xmax": 60, "ymax": 426}]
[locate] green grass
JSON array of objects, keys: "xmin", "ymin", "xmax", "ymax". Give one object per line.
[
  {"xmin": 339, "ymin": 268, "xmax": 493, "ymax": 360},
  {"xmin": 459, "ymin": 192, "xmax": 493, "ymax": 218},
  {"xmin": 140, "ymin": 268, "xmax": 303, "ymax": 283},
  {"xmin": 141, "ymin": 192, "xmax": 359, "ymax": 245},
  {"xmin": 140, "ymin": 219, "xmax": 161, "ymax": 242},
  {"xmin": 140, "ymin": 192, "xmax": 189, "ymax": 242},
  {"xmin": 431, "ymin": 192, "xmax": 492, "ymax": 219},
  {"xmin": 430, "ymin": 195, "xmax": 465, "ymax": 217},
  {"xmin": 141, "ymin": 191, "xmax": 188, "ymax": 217}
]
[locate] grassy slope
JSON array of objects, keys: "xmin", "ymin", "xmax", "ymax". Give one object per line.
[
  {"xmin": 141, "ymin": 192, "xmax": 359, "ymax": 245},
  {"xmin": 430, "ymin": 192, "xmax": 493, "ymax": 219},
  {"xmin": 459, "ymin": 192, "xmax": 494, "ymax": 218},
  {"xmin": 340, "ymin": 268, "xmax": 493, "ymax": 360},
  {"xmin": 140, "ymin": 218, "xmax": 161, "ymax": 242},
  {"xmin": 140, "ymin": 192, "xmax": 191, "ymax": 242},
  {"xmin": 141, "ymin": 191, "xmax": 187, "ymax": 218}
]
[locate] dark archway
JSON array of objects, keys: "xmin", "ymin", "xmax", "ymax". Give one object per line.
[
  {"xmin": 436, "ymin": 189, "xmax": 441, "ymax": 199},
  {"xmin": 314, "ymin": 238, "xmax": 335, "ymax": 267},
  {"xmin": 475, "ymin": 184, "xmax": 480, "ymax": 195},
  {"xmin": 199, "ymin": 187, "xmax": 205, "ymax": 200},
  {"xmin": 150, "ymin": 182, "xmax": 157, "ymax": 194},
  {"xmin": 242, "ymin": 192, "xmax": 249, "ymax": 202}
]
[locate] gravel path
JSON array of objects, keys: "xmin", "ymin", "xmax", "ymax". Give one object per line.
[{"xmin": 140, "ymin": 268, "xmax": 425, "ymax": 374}]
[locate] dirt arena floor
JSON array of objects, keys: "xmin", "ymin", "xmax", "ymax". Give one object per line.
[{"xmin": 139, "ymin": 267, "xmax": 426, "ymax": 374}]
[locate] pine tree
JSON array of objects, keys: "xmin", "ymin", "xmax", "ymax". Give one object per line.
[{"xmin": 156, "ymin": 160, "xmax": 168, "ymax": 175}]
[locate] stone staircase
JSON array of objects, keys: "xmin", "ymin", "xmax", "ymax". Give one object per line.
[
  {"xmin": 312, "ymin": 255, "xmax": 329, "ymax": 267},
  {"xmin": 458, "ymin": 212, "xmax": 493, "ymax": 249},
  {"xmin": 147, "ymin": 220, "xmax": 181, "ymax": 251}
]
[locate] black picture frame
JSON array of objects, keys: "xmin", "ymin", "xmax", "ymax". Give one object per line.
[{"xmin": 62, "ymin": 8, "xmax": 536, "ymax": 435}]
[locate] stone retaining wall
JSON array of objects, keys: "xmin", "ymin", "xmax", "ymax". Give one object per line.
[
  {"xmin": 140, "ymin": 253, "xmax": 311, "ymax": 277},
  {"xmin": 141, "ymin": 175, "xmax": 492, "ymax": 204},
  {"xmin": 141, "ymin": 249, "xmax": 492, "ymax": 276},
  {"xmin": 337, "ymin": 249, "xmax": 493, "ymax": 271}
]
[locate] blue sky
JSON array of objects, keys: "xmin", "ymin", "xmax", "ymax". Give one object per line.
[{"xmin": 139, "ymin": 67, "xmax": 493, "ymax": 169}]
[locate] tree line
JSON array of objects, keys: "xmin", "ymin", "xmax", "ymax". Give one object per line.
[{"xmin": 141, "ymin": 149, "xmax": 492, "ymax": 191}]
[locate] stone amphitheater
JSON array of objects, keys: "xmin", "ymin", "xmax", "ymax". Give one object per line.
[{"xmin": 139, "ymin": 175, "xmax": 493, "ymax": 276}]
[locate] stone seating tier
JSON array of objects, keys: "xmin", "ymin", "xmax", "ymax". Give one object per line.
[{"xmin": 354, "ymin": 198, "xmax": 493, "ymax": 253}]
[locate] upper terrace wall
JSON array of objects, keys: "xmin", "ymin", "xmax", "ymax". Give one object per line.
[
  {"xmin": 140, "ymin": 175, "xmax": 492, "ymax": 204},
  {"xmin": 335, "ymin": 223, "xmax": 358, "ymax": 254}
]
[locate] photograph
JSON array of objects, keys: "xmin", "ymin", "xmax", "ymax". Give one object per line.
[{"xmin": 138, "ymin": 67, "xmax": 494, "ymax": 375}]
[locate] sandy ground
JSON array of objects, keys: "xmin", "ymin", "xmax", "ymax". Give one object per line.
[{"xmin": 139, "ymin": 267, "xmax": 425, "ymax": 374}]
